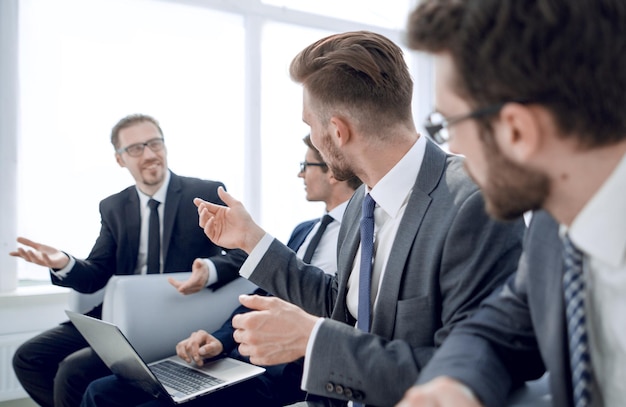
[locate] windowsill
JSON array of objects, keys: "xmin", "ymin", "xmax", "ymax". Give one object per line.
[
  {"xmin": 0, "ymin": 284, "xmax": 69, "ymax": 299},
  {"xmin": 0, "ymin": 284, "xmax": 70, "ymax": 335}
]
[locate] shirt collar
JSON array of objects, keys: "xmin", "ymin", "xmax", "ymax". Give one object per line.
[
  {"xmin": 569, "ymin": 153, "xmax": 626, "ymax": 268},
  {"xmin": 367, "ymin": 135, "xmax": 426, "ymax": 219}
]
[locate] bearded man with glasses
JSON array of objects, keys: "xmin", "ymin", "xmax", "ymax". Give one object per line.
[{"xmin": 10, "ymin": 113, "xmax": 247, "ymax": 407}]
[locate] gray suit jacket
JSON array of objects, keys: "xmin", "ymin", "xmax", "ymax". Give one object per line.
[
  {"xmin": 247, "ymin": 140, "xmax": 526, "ymax": 406},
  {"xmin": 417, "ymin": 211, "xmax": 567, "ymax": 407}
]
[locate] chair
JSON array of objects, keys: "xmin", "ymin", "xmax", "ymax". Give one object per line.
[
  {"xmin": 67, "ymin": 287, "xmax": 106, "ymax": 314},
  {"xmin": 99, "ymin": 272, "xmax": 257, "ymax": 363}
]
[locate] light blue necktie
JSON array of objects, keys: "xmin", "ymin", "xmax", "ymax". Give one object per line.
[
  {"xmin": 357, "ymin": 194, "xmax": 376, "ymax": 334},
  {"xmin": 562, "ymin": 235, "xmax": 592, "ymax": 407}
]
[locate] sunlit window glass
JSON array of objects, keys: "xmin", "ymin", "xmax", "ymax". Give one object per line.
[
  {"xmin": 262, "ymin": 0, "xmax": 414, "ymax": 29},
  {"xmin": 18, "ymin": 0, "xmax": 244, "ymax": 281}
]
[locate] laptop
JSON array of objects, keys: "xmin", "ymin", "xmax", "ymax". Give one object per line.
[{"xmin": 66, "ymin": 310, "xmax": 265, "ymax": 404}]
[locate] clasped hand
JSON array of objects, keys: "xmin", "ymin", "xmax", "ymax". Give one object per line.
[{"xmin": 231, "ymin": 294, "xmax": 320, "ymax": 366}]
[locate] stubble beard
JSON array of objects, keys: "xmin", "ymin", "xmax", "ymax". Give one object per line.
[
  {"xmin": 320, "ymin": 132, "xmax": 357, "ymax": 182},
  {"xmin": 474, "ymin": 139, "xmax": 549, "ymax": 221}
]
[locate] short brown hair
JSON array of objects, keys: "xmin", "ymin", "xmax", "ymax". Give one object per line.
[
  {"xmin": 303, "ymin": 134, "xmax": 362, "ymax": 191},
  {"xmin": 407, "ymin": 0, "xmax": 626, "ymax": 147},
  {"xmin": 110, "ymin": 114, "xmax": 164, "ymax": 150},
  {"xmin": 290, "ymin": 31, "xmax": 414, "ymax": 136}
]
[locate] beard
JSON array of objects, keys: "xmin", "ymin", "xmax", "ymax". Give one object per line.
[
  {"xmin": 472, "ymin": 136, "xmax": 549, "ymax": 221},
  {"xmin": 140, "ymin": 159, "xmax": 165, "ymax": 186},
  {"xmin": 319, "ymin": 131, "xmax": 357, "ymax": 182}
]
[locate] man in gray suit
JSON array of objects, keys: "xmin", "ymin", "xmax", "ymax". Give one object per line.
[
  {"xmin": 195, "ymin": 31, "xmax": 526, "ymax": 406},
  {"xmin": 396, "ymin": 1, "xmax": 626, "ymax": 406}
]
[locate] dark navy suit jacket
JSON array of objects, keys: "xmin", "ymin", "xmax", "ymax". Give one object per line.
[
  {"xmin": 208, "ymin": 217, "xmax": 321, "ymax": 405},
  {"xmin": 211, "ymin": 217, "xmax": 320, "ymax": 352}
]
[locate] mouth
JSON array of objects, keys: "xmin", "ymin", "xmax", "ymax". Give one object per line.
[{"xmin": 143, "ymin": 161, "xmax": 161, "ymax": 171}]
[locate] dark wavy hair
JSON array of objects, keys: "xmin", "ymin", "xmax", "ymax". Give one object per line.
[{"xmin": 408, "ymin": 0, "xmax": 626, "ymax": 147}]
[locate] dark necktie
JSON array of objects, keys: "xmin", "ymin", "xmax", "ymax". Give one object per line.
[
  {"xmin": 562, "ymin": 234, "xmax": 592, "ymax": 407},
  {"xmin": 302, "ymin": 215, "xmax": 334, "ymax": 264},
  {"xmin": 357, "ymin": 194, "xmax": 376, "ymax": 333},
  {"xmin": 147, "ymin": 199, "xmax": 161, "ymax": 274}
]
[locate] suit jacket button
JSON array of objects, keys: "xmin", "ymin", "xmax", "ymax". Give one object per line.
[
  {"xmin": 335, "ymin": 384, "xmax": 344, "ymax": 395},
  {"xmin": 344, "ymin": 387, "xmax": 353, "ymax": 398},
  {"xmin": 325, "ymin": 382, "xmax": 335, "ymax": 393},
  {"xmin": 353, "ymin": 390, "xmax": 365, "ymax": 401}
]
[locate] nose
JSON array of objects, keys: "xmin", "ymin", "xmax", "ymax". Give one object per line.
[{"xmin": 142, "ymin": 145, "xmax": 158, "ymax": 158}]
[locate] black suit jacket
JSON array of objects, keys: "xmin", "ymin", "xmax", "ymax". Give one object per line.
[
  {"xmin": 51, "ymin": 171, "xmax": 247, "ymax": 317},
  {"xmin": 417, "ymin": 211, "xmax": 567, "ymax": 407}
]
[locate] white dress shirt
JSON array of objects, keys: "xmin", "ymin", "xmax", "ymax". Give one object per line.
[{"xmin": 568, "ymin": 152, "xmax": 626, "ymax": 407}]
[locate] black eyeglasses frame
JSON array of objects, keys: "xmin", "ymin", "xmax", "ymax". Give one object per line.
[
  {"xmin": 424, "ymin": 100, "xmax": 534, "ymax": 144},
  {"xmin": 299, "ymin": 161, "xmax": 327, "ymax": 173},
  {"xmin": 117, "ymin": 138, "xmax": 165, "ymax": 157}
]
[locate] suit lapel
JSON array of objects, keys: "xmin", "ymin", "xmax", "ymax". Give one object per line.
[
  {"xmin": 528, "ymin": 214, "xmax": 572, "ymax": 403},
  {"xmin": 334, "ymin": 189, "xmax": 364, "ymax": 324},
  {"xmin": 162, "ymin": 172, "xmax": 182, "ymax": 266},
  {"xmin": 289, "ymin": 220, "xmax": 318, "ymax": 252},
  {"xmin": 125, "ymin": 188, "xmax": 141, "ymax": 274},
  {"xmin": 371, "ymin": 141, "xmax": 446, "ymax": 336}
]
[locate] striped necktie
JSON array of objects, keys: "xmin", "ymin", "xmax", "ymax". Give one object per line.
[{"xmin": 562, "ymin": 234, "xmax": 592, "ymax": 407}]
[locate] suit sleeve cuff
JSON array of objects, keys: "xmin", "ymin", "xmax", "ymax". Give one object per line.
[
  {"xmin": 203, "ymin": 259, "xmax": 218, "ymax": 286},
  {"xmin": 301, "ymin": 317, "xmax": 325, "ymax": 391},
  {"xmin": 238, "ymin": 233, "xmax": 274, "ymax": 279},
  {"xmin": 49, "ymin": 254, "xmax": 75, "ymax": 279}
]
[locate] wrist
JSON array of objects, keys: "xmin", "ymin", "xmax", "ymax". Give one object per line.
[{"xmin": 242, "ymin": 226, "xmax": 266, "ymax": 254}]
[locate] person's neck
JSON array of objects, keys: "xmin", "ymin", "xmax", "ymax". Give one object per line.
[
  {"xmin": 137, "ymin": 182, "xmax": 163, "ymax": 198},
  {"xmin": 324, "ymin": 188, "xmax": 357, "ymax": 212},
  {"xmin": 544, "ymin": 139, "xmax": 626, "ymax": 226},
  {"xmin": 357, "ymin": 131, "xmax": 418, "ymax": 189}
]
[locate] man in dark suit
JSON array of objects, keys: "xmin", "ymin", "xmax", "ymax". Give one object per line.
[
  {"xmin": 79, "ymin": 134, "xmax": 362, "ymax": 406},
  {"xmin": 396, "ymin": 1, "xmax": 626, "ymax": 406},
  {"xmin": 193, "ymin": 31, "xmax": 526, "ymax": 406},
  {"xmin": 10, "ymin": 114, "xmax": 246, "ymax": 407}
]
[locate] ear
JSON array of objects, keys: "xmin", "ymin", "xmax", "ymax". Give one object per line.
[
  {"xmin": 327, "ymin": 171, "xmax": 339, "ymax": 185},
  {"xmin": 115, "ymin": 153, "xmax": 126, "ymax": 168},
  {"xmin": 329, "ymin": 116, "xmax": 353, "ymax": 147},
  {"xmin": 496, "ymin": 103, "xmax": 543, "ymax": 163}
]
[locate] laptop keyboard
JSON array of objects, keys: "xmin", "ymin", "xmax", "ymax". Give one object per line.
[{"xmin": 151, "ymin": 360, "xmax": 225, "ymax": 395}]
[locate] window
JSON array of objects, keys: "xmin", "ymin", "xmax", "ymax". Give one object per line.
[
  {"xmin": 6, "ymin": 0, "xmax": 430, "ymax": 286},
  {"xmin": 17, "ymin": 0, "xmax": 245, "ymax": 281},
  {"xmin": 262, "ymin": 0, "xmax": 413, "ymax": 29}
]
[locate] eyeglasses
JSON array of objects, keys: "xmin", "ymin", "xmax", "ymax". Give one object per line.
[
  {"xmin": 423, "ymin": 103, "xmax": 506, "ymax": 145},
  {"xmin": 299, "ymin": 161, "xmax": 327, "ymax": 173},
  {"xmin": 117, "ymin": 138, "xmax": 165, "ymax": 157}
]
